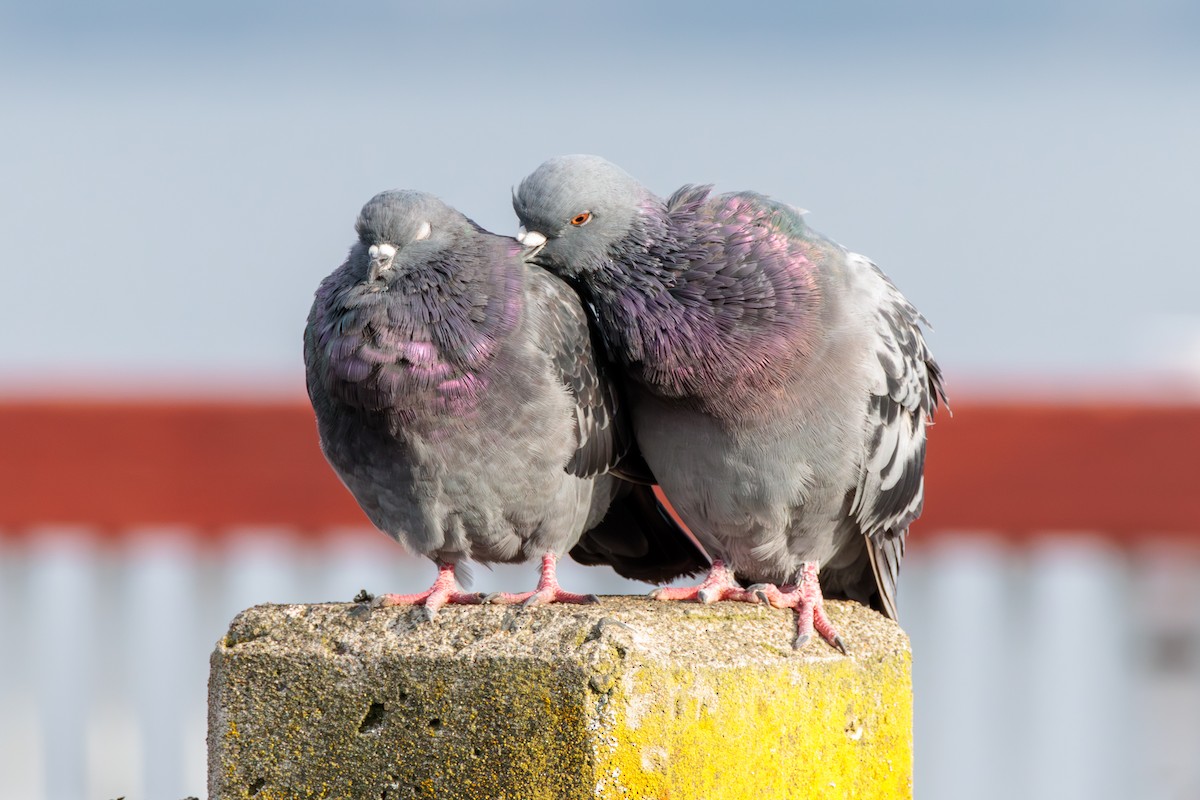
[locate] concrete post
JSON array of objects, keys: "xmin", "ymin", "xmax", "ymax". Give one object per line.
[{"xmin": 208, "ymin": 597, "xmax": 911, "ymax": 799}]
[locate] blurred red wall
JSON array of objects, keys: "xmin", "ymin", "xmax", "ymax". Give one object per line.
[{"xmin": 1, "ymin": 400, "xmax": 1197, "ymax": 543}]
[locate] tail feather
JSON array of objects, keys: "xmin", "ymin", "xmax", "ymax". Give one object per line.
[{"xmin": 570, "ymin": 482, "xmax": 710, "ymax": 583}]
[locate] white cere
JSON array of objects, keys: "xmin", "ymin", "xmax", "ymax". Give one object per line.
[
  {"xmin": 368, "ymin": 243, "xmax": 397, "ymax": 261},
  {"xmin": 516, "ymin": 226, "xmax": 547, "ymax": 247}
]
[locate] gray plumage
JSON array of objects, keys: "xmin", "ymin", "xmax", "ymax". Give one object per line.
[
  {"xmin": 513, "ymin": 155, "xmax": 946, "ymax": 621},
  {"xmin": 304, "ymin": 190, "xmax": 705, "ymax": 598}
]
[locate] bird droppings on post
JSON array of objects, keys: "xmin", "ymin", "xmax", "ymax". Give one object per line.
[{"xmin": 208, "ymin": 597, "xmax": 911, "ymax": 799}]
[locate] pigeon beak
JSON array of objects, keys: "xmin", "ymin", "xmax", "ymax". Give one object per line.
[
  {"xmin": 367, "ymin": 243, "xmax": 397, "ymax": 283},
  {"xmin": 516, "ymin": 226, "xmax": 548, "ymax": 258},
  {"xmin": 516, "ymin": 226, "xmax": 547, "ymax": 248}
]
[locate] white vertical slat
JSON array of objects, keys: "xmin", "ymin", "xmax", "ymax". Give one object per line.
[
  {"xmin": 85, "ymin": 543, "xmax": 142, "ymax": 799},
  {"xmin": 905, "ymin": 535, "xmax": 1021, "ymax": 800},
  {"xmin": 25, "ymin": 529, "xmax": 100, "ymax": 800},
  {"xmin": 310, "ymin": 528, "xmax": 430, "ymax": 604},
  {"xmin": 0, "ymin": 695, "xmax": 45, "ymax": 800},
  {"xmin": 1132, "ymin": 543, "xmax": 1200, "ymax": 800},
  {"xmin": 207, "ymin": 527, "xmax": 313, "ymax": 656},
  {"xmin": 85, "ymin": 699, "xmax": 142, "ymax": 800},
  {"xmin": 182, "ymin": 704, "xmax": 208, "ymax": 797},
  {"xmin": 1022, "ymin": 536, "xmax": 1134, "ymax": 800},
  {"xmin": 218, "ymin": 528, "xmax": 313, "ymax": 612},
  {"xmin": 120, "ymin": 529, "xmax": 203, "ymax": 800},
  {"xmin": 0, "ymin": 536, "xmax": 46, "ymax": 800}
]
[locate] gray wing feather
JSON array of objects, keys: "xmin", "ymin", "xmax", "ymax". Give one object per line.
[
  {"xmin": 526, "ymin": 267, "xmax": 630, "ymax": 478},
  {"xmin": 847, "ymin": 253, "xmax": 947, "ymax": 620}
]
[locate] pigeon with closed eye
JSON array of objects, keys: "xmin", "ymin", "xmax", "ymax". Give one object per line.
[
  {"xmin": 513, "ymin": 155, "xmax": 946, "ymax": 650},
  {"xmin": 304, "ymin": 189, "xmax": 706, "ymax": 616}
]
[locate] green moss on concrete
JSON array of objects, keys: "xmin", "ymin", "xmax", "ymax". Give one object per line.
[{"xmin": 209, "ymin": 598, "xmax": 911, "ymax": 799}]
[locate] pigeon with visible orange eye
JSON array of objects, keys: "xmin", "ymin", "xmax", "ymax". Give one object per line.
[
  {"xmin": 304, "ymin": 190, "xmax": 707, "ymax": 616},
  {"xmin": 513, "ymin": 156, "xmax": 946, "ymax": 651}
]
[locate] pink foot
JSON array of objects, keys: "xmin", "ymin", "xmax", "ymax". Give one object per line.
[
  {"xmin": 488, "ymin": 553, "xmax": 599, "ymax": 607},
  {"xmin": 376, "ymin": 562, "xmax": 483, "ymax": 619},
  {"xmin": 650, "ymin": 560, "xmax": 757, "ymax": 604},
  {"xmin": 751, "ymin": 562, "xmax": 846, "ymax": 653}
]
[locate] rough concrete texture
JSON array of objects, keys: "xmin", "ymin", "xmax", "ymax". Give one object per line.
[{"xmin": 209, "ymin": 597, "xmax": 911, "ymax": 799}]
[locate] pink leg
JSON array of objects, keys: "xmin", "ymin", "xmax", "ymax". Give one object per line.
[
  {"xmin": 376, "ymin": 562, "xmax": 483, "ymax": 619},
  {"xmin": 650, "ymin": 560, "xmax": 757, "ymax": 604},
  {"xmin": 488, "ymin": 553, "xmax": 599, "ymax": 607},
  {"xmin": 751, "ymin": 562, "xmax": 846, "ymax": 653}
]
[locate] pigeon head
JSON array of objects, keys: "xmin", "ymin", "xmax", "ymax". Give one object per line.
[
  {"xmin": 353, "ymin": 190, "xmax": 468, "ymax": 284},
  {"xmin": 512, "ymin": 155, "xmax": 654, "ymax": 279}
]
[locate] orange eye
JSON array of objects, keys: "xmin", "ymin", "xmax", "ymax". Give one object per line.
[{"xmin": 570, "ymin": 211, "xmax": 592, "ymax": 226}]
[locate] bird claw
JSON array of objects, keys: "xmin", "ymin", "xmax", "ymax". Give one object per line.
[
  {"xmin": 489, "ymin": 588, "xmax": 598, "ymax": 607},
  {"xmin": 374, "ymin": 562, "xmax": 483, "ymax": 618},
  {"xmin": 488, "ymin": 553, "xmax": 598, "ymax": 608},
  {"xmin": 747, "ymin": 583, "xmax": 795, "ymax": 608},
  {"xmin": 651, "ymin": 560, "xmax": 757, "ymax": 603},
  {"xmin": 764, "ymin": 563, "xmax": 849, "ymax": 654},
  {"xmin": 522, "ymin": 590, "xmax": 599, "ymax": 608},
  {"xmin": 793, "ymin": 630, "xmax": 848, "ymax": 654}
]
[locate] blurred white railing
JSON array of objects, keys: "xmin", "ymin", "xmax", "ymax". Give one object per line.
[{"xmin": 1, "ymin": 531, "xmax": 1197, "ymax": 800}]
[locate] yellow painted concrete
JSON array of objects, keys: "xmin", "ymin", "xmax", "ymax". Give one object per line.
[{"xmin": 596, "ymin": 651, "xmax": 911, "ymax": 798}]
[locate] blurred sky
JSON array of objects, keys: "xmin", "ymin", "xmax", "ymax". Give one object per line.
[{"xmin": 1, "ymin": 0, "xmax": 1198, "ymax": 397}]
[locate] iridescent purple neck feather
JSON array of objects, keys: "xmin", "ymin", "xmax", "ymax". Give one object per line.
[{"xmin": 529, "ymin": 183, "xmax": 828, "ymax": 419}]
